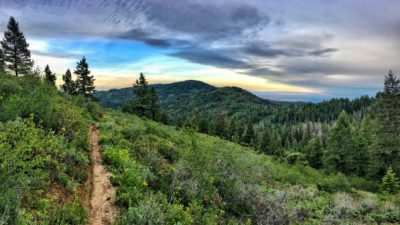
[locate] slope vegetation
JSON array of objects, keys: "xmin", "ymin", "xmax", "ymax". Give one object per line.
[
  {"xmin": 0, "ymin": 73, "xmax": 101, "ymax": 225},
  {"xmin": 99, "ymin": 110, "xmax": 400, "ymax": 224}
]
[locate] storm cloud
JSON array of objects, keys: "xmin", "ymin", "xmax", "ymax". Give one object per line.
[{"xmin": 0, "ymin": 0, "xmax": 399, "ymax": 99}]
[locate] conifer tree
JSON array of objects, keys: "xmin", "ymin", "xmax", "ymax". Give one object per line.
[
  {"xmin": 61, "ymin": 69, "xmax": 76, "ymax": 94},
  {"xmin": 124, "ymin": 73, "xmax": 163, "ymax": 121},
  {"xmin": 242, "ymin": 124, "xmax": 255, "ymax": 146},
  {"xmin": 227, "ymin": 119, "xmax": 238, "ymax": 141},
  {"xmin": 44, "ymin": 65, "xmax": 56, "ymax": 85},
  {"xmin": 148, "ymin": 87, "xmax": 161, "ymax": 120},
  {"xmin": 198, "ymin": 117, "xmax": 210, "ymax": 134},
  {"xmin": 75, "ymin": 57, "xmax": 95, "ymax": 98},
  {"xmin": 304, "ymin": 136, "xmax": 324, "ymax": 169},
  {"xmin": 259, "ymin": 129, "xmax": 274, "ymax": 155},
  {"xmin": 0, "ymin": 49, "xmax": 5, "ymax": 74},
  {"xmin": 214, "ymin": 108, "xmax": 228, "ymax": 139},
  {"xmin": 124, "ymin": 73, "xmax": 149, "ymax": 117},
  {"xmin": 381, "ymin": 166, "xmax": 399, "ymax": 194},
  {"xmin": 323, "ymin": 111, "xmax": 354, "ymax": 174},
  {"xmin": 351, "ymin": 130, "xmax": 368, "ymax": 176},
  {"xmin": 360, "ymin": 115, "xmax": 374, "ymax": 146},
  {"xmin": 1, "ymin": 17, "xmax": 33, "ymax": 76},
  {"xmin": 369, "ymin": 71, "xmax": 400, "ymax": 178},
  {"xmin": 184, "ymin": 109, "xmax": 200, "ymax": 131}
]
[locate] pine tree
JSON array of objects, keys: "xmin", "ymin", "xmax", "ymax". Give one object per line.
[
  {"xmin": 133, "ymin": 73, "xmax": 148, "ymax": 99},
  {"xmin": 259, "ymin": 129, "xmax": 273, "ymax": 155},
  {"xmin": 242, "ymin": 124, "xmax": 255, "ymax": 146},
  {"xmin": 148, "ymin": 87, "xmax": 161, "ymax": 120},
  {"xmin": 124, "ymin": 73, "xmax": 149, "ymax": 117},
  {"xmin": 124, "ymin": 73, "xmax": 162, "ymax": 121},
  {"xmin": 61, "ymin": 69, "xmax": 76, "ymax": 94},
  {"xmin": 227, "ymin": 119, "xmax": 237, "ymax": 141},
  {"xmin": 369, "ymin": 71, "xmax": 400, "ymax": 178},
  {"xmin": 213, "ymin": 108, "xmax": 228, "ymax": 139},
  {"xmin": 75, "ymin": 57, "xmax": 95, "ymax": 98},
  {"xmin": 351, "ymin": 130, "xmax": 368, "ymax": 176},
  {"xmin": 184, "ymin": 110, "xmax": 200, "ymax": 131},
  {"xmin": 304, "ymin": 136, "xmax": 323, "ymax": 169},
  {"xmin": 360, "ymin": 115, "xmax": 374, "ymax": 146},
  {"xmin": 198, "ymin": 117, "xmax": 209, "ymax": 134},
  {"xmin": 323, "ymin": 111, "xmax": 354, "ymax": 174},
  {"xmin": 44, "ymin": 65, "xmax": 56, "ymax": 85},
  {"xmin": 0, "ymin": 49, "xmax": 5, "ymax": 74},
  {"xmin": 1, "ymin": 17, "xmax": 33, "ymax": 76},
  {"xmin": 381, "ymin": 166, "xmax": 399, "ymax": 194}
]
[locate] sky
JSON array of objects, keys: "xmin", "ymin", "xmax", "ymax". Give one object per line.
[{"xmin": 0, "ymin": 0, "xmax": 399, "ymax": 102}]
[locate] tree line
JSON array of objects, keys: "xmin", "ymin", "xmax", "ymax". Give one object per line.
[
  {"xmin": 1, "ymin": 16, "xmax": 398, "ymax": 193},
  {"xmin": 0, "ymin": 17, "xmax": 95, "ymax": 99},
  {"xmin": 121, "ymin": 68, "xmax": 399, "ymax": 194},
  {"xmin": 180, "ymin": 71, "xmax": 400, "ymax": 193}
]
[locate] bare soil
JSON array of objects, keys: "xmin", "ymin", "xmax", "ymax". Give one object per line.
[{"xmin": 89, "ymin": 124, "xmax": 118, "ymax": 225}]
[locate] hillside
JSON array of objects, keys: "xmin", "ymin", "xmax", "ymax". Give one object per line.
[
  {"xmin": 95, "ymin": 80, "xmax": 216, "ymax": 109},
  {"xmin": 1, "ymin": 7, "xmax": 400, "ymax": 225},
  {"xmin": 0, "ymin": 72, "xmax": 101, "ymax": 224},
  {"xmin": 95, "ymin": 80, "xmax": 375, "ymax": 125},
  {"xmin": 0, "ymin": 72, "xmax": 398, "ymax": 225},
  {"xmin": 99, "ymin": 110, "xmax": 400, "ymax": 224},
  {"xmin": 95, "ymin": 80, "xmax": 281, "ymax": 124}
]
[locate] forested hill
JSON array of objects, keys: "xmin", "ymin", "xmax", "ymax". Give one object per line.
[
  {"xmin": 95, "ymin": 79, "xmax": 376, "ymax": 125},
  {"xmin": 95, "ymin": 80, "xmax": 279, "ymax": 123},
  {"xmin": 95, "ymin": 80, "xmax": 216, "ymax": 109}
]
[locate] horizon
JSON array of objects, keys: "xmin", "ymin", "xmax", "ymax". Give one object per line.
[
  {"xmin": 100, "ymin": 79, "xmax": 377, "ymax": 103},
  {"xmin": 1, "ymin": 0, "xmax": 398, "ymax": 101}
]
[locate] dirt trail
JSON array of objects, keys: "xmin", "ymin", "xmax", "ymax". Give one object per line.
[{"xmin": 89, "ymin": 124, "xmax": 118, "ymax": 225}]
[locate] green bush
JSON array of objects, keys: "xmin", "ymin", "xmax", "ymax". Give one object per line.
[
  {"xmin": 48, "ymin": 200, "xmax": 88, "ymax": 225},
  {"xmin": 104, "ymin": 147, "xmax": 131, "ymax": 172},
  {"xmin": 317, "ymin": 173, "xmax": 350, "ymax": 192},
  {"xmin": 117, "ymin": 194, "xmax": 167, "ymax": 225},
  {"xmin": 285, "ymin": 152, "xmax": 308, "ymax": 166},
  {"xmin": 165, "ymin": 204, "xmax": 192, "ymax": 225},
  {"xmin": 0, "ymin": 75, "xmax": 92, "ymax": 224},
  {"xmin": 100, "ymin": 111, "xmax": 400, "ymax": 224}
]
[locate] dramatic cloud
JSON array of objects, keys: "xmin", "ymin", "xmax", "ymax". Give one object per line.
[
  {"xmin": 309, "ymin": 48, "xmax": 339, "ymax": 56},
  {"xmin": 118, "ymin": 29, "xmax": 172, "ymax": 48},
  {"xmin": 170, "ymin": 49, "xmax": 249, "ymax": 69},
  {"xmin": 0, "ymin": 0, "xmax": 399, "ymax": 100},
  {"xmin": 244, "ymin": 44, "xmax": 302, "ymax": 58}
]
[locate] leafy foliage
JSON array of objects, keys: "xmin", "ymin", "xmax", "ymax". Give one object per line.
[
  {"xmin": 99, "ymin": 111, "xmax": 398, "ymax": 224},
  {"xmin": 0, "ymin": 71, "xmax": 95, "ymax": 224}
]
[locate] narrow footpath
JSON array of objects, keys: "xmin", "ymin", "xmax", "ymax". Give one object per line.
[{"xmin": 89, "ymin": 124, "xmax": 118, "ymax": 225}]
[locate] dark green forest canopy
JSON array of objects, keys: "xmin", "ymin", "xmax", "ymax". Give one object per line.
[{"xmin": 95, "ymin": 80, "xmax": 376, "ymax": 125}]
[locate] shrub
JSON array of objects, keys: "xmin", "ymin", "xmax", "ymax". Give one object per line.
[
  {"xmin": 104, "ymin": 147, "xmax": 131, "ymax": 172},
  {"xmin": 317, "ymin": 173, "xmax": 350, "ymax": 192},
  {"xmin": 117, "ymin": 194, "xmax": 167, "ymax": 225},
  {"xmin": 115, "ymin": 169, "xmax": 145, "ymax": 207},
  {"xmin": 165, "ymin": 204, "xmax": 192, "ymax": 225},
  {"xmin": 285, "ymin": 152, "xmax": 308, "ymax": 166},
  {"xmin": 48, "ymin": 200, "xmax": 88, "ymax": 225}
]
